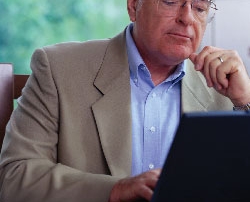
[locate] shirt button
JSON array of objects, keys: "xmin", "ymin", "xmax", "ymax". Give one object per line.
[
  {"xmin": 152, "ymin": 93, "xmax": 157, "ymax": 98},
  {"xmin": 149, "ymin": 164, "xmax": 154, "ymax": 170},
  {"xmin": 150, "ymin": 126, "xmax": 156, "ymax": 133}
]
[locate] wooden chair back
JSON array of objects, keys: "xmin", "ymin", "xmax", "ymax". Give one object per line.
[{"xmin": 0, "ymin": 63, "xmax": 29, "ymax": 150}]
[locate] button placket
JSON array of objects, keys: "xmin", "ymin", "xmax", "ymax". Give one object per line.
[{"xmin": 143, "ymin": 89, "xmax": 161, "ymax": 172}]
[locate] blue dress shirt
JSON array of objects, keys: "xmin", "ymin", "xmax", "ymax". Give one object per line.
[{"xmin": 125, "ymin": 23, "xmax": 186, "ymax": 176}]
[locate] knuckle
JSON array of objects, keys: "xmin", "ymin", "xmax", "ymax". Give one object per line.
[
  {"xmin": 210, "ymin": 60, "xmax": 218, "ymax": 69},
  {"xmin": 231, "ymin": 50, "xmax": 239, "ymax": 56},
  {"xmin": 204, "ymin": 46, "xmax": 212, "ymax": 52}
]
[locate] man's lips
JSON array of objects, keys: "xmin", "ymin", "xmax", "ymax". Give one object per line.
[{"xmin": 168, "ymin": 32, "xmax": 192, "ymax": 40}]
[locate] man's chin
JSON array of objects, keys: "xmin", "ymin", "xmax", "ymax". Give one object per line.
[{"xmin": 173, "ymin": 46, "xmax": 193, "ymax": 60}]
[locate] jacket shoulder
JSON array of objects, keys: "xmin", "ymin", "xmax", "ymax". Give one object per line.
[{"xmin": 43, "ymin": 39, "xmax": 110, "ymax": 58}]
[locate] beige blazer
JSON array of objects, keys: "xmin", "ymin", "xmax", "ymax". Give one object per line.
[{"xmin": 0, "ymin": 30, "xmax": 233, "ymax": 202}]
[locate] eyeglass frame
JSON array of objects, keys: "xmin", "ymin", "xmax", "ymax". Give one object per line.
[{"xmin": 155, "ymin": 0, "xmax": 218, "ymax": 23}]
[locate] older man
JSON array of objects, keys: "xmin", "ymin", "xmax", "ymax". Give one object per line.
[{"xmin": 1, "ymin": 0, "xmax": 250, "ymax": 202}]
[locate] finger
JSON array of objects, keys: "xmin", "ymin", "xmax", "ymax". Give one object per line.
[
  {"xmin": 206, "ymin": 51, "xmax": 242, "ymax": 90},
  {"xmin": 216, "ymin": 57, "xmax": 241, "ymax": 89},
  {"xmin": 109, "ymin": 169, "xmax": 162, "ymax": 202},
  {"xmin": 148, "ymin": 168, "xmax": 162, "ymax": 176},
  {"xmin": 139, "ymin": 178, "xmax": 160, "ymax": 200},
  {"xmin": 138, "ymin": 169, "xmax": 161, "ymax": 188},
  {"xmin": 189, "ymin": 53, "xmax": 197, "ymax": 65},
  {"xmin": 202, "ymin": 56, "xmax": 214, "ymax": 87},
  {"xmin": 216, "ymin": 61, "xmax": 230, "ymax": 89},
  {"xmin": 189, "ymin": 53, "xmax": 204, "ymax": 71},
  {"xmin": 204, "ymin": 53, "xmax": 226, "ymax": 89},
  {"xmin": 202, "ymin": 49, "xmax": 231, "ymax": 89},
  {"xmin": 145, "ymin": 174, "xmax": 160, "ymax": 189},
  {"xmin": 138, "ymin": 169, "xmax": 161, "ymax": 200},
  {"xmin": 195, "ymin": 46, "xmax": 222, "ymax": 71},
  {"xmin": 211, "ymin": 60, "xmax": 224, "ymax": 90},
  {"xmin": 137, "ymin": 185, "xmax": 154, "ymax": 201}
]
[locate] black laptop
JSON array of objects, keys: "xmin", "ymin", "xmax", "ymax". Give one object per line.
[{"xmin": 151, "ymin": 111, "xmax": 250, "ymax": 202}]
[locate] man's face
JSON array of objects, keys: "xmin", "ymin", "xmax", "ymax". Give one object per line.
[{"xmin": 127, "ymin": 0, "xmax": 207, "ymax": 67}]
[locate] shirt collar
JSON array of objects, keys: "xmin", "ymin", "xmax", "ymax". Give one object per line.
[{"xmin": 126, "ymin": 23, "xmax": 145, "ymax": 86}]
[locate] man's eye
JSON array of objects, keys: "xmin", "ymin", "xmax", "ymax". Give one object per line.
[
  {"xmin": 194, "ymin": 6, "xmax": 206, "ymax": 13},
  {"xmin": 162, "ymin": 0, "xmax": 179, "ymax": 6},
  {"xmin": 193, "ymin": 2, "xmax": 209, "ymax": 13}
]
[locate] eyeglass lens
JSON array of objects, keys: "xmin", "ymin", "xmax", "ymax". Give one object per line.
[{"xmin": 156, "ymin": 0, "xmax": 217, "ymax": 23}]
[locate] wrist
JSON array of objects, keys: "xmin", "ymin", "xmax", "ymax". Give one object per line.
[
  {"xmin": 231, "ymin": 93, "xmax": 250, "ymax": 108},
  {"xmin": 233, "ymin": 102, "xmax": 250, "ymax": 111},
  {"xmin": 109, "ymin": 181, "xmax": 122, "ymax": 202}
]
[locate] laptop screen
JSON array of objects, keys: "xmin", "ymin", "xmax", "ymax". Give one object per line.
[{"xmin": 151, "ymin": 111, "xmax": 250, "ymax": 202}]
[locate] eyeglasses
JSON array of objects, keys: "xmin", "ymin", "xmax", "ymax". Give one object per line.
[{"xmin": 156, "ymin": 0, "xmax": 218, "ymax": 23}]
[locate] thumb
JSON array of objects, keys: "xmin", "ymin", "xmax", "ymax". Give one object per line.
[
  {"xmin": 189, "ymin": 53, "xmax": 201, "ymax": 71},
  {"xmin": 189, "ymin": 53, "xmax": 197, "ymax": 64}
]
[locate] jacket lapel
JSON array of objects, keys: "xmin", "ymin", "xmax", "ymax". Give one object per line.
[
  {"xmin": 92, "ymin": 31, "xmax": 132, "ymax": 177},
  {"xmin": 182, "ymin": 59, "xmax": 214, "ymax": 113}
]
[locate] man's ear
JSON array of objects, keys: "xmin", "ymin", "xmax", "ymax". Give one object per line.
[{"xmin": 127, "ymin": 0, "xmax": 140, "ymax": 22}]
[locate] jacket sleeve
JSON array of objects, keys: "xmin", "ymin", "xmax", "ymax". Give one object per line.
[{"xmin": 0, "ymin": 48, "xmax": 120, "ymax": 202}]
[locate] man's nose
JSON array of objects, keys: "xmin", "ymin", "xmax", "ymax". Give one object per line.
[{"xmin": 177, "ymin": 2, "xmax": 195, "ymax": 25}]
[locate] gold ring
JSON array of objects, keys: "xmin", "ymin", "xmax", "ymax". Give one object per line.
[{"xmin": 218, "ymin": 56, "xmax": 224, "ymax": 63}]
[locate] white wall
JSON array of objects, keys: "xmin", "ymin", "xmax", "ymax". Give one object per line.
[{"xmin": 200, "ymin": 0, "xmax": 250, "ymax": 73}]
